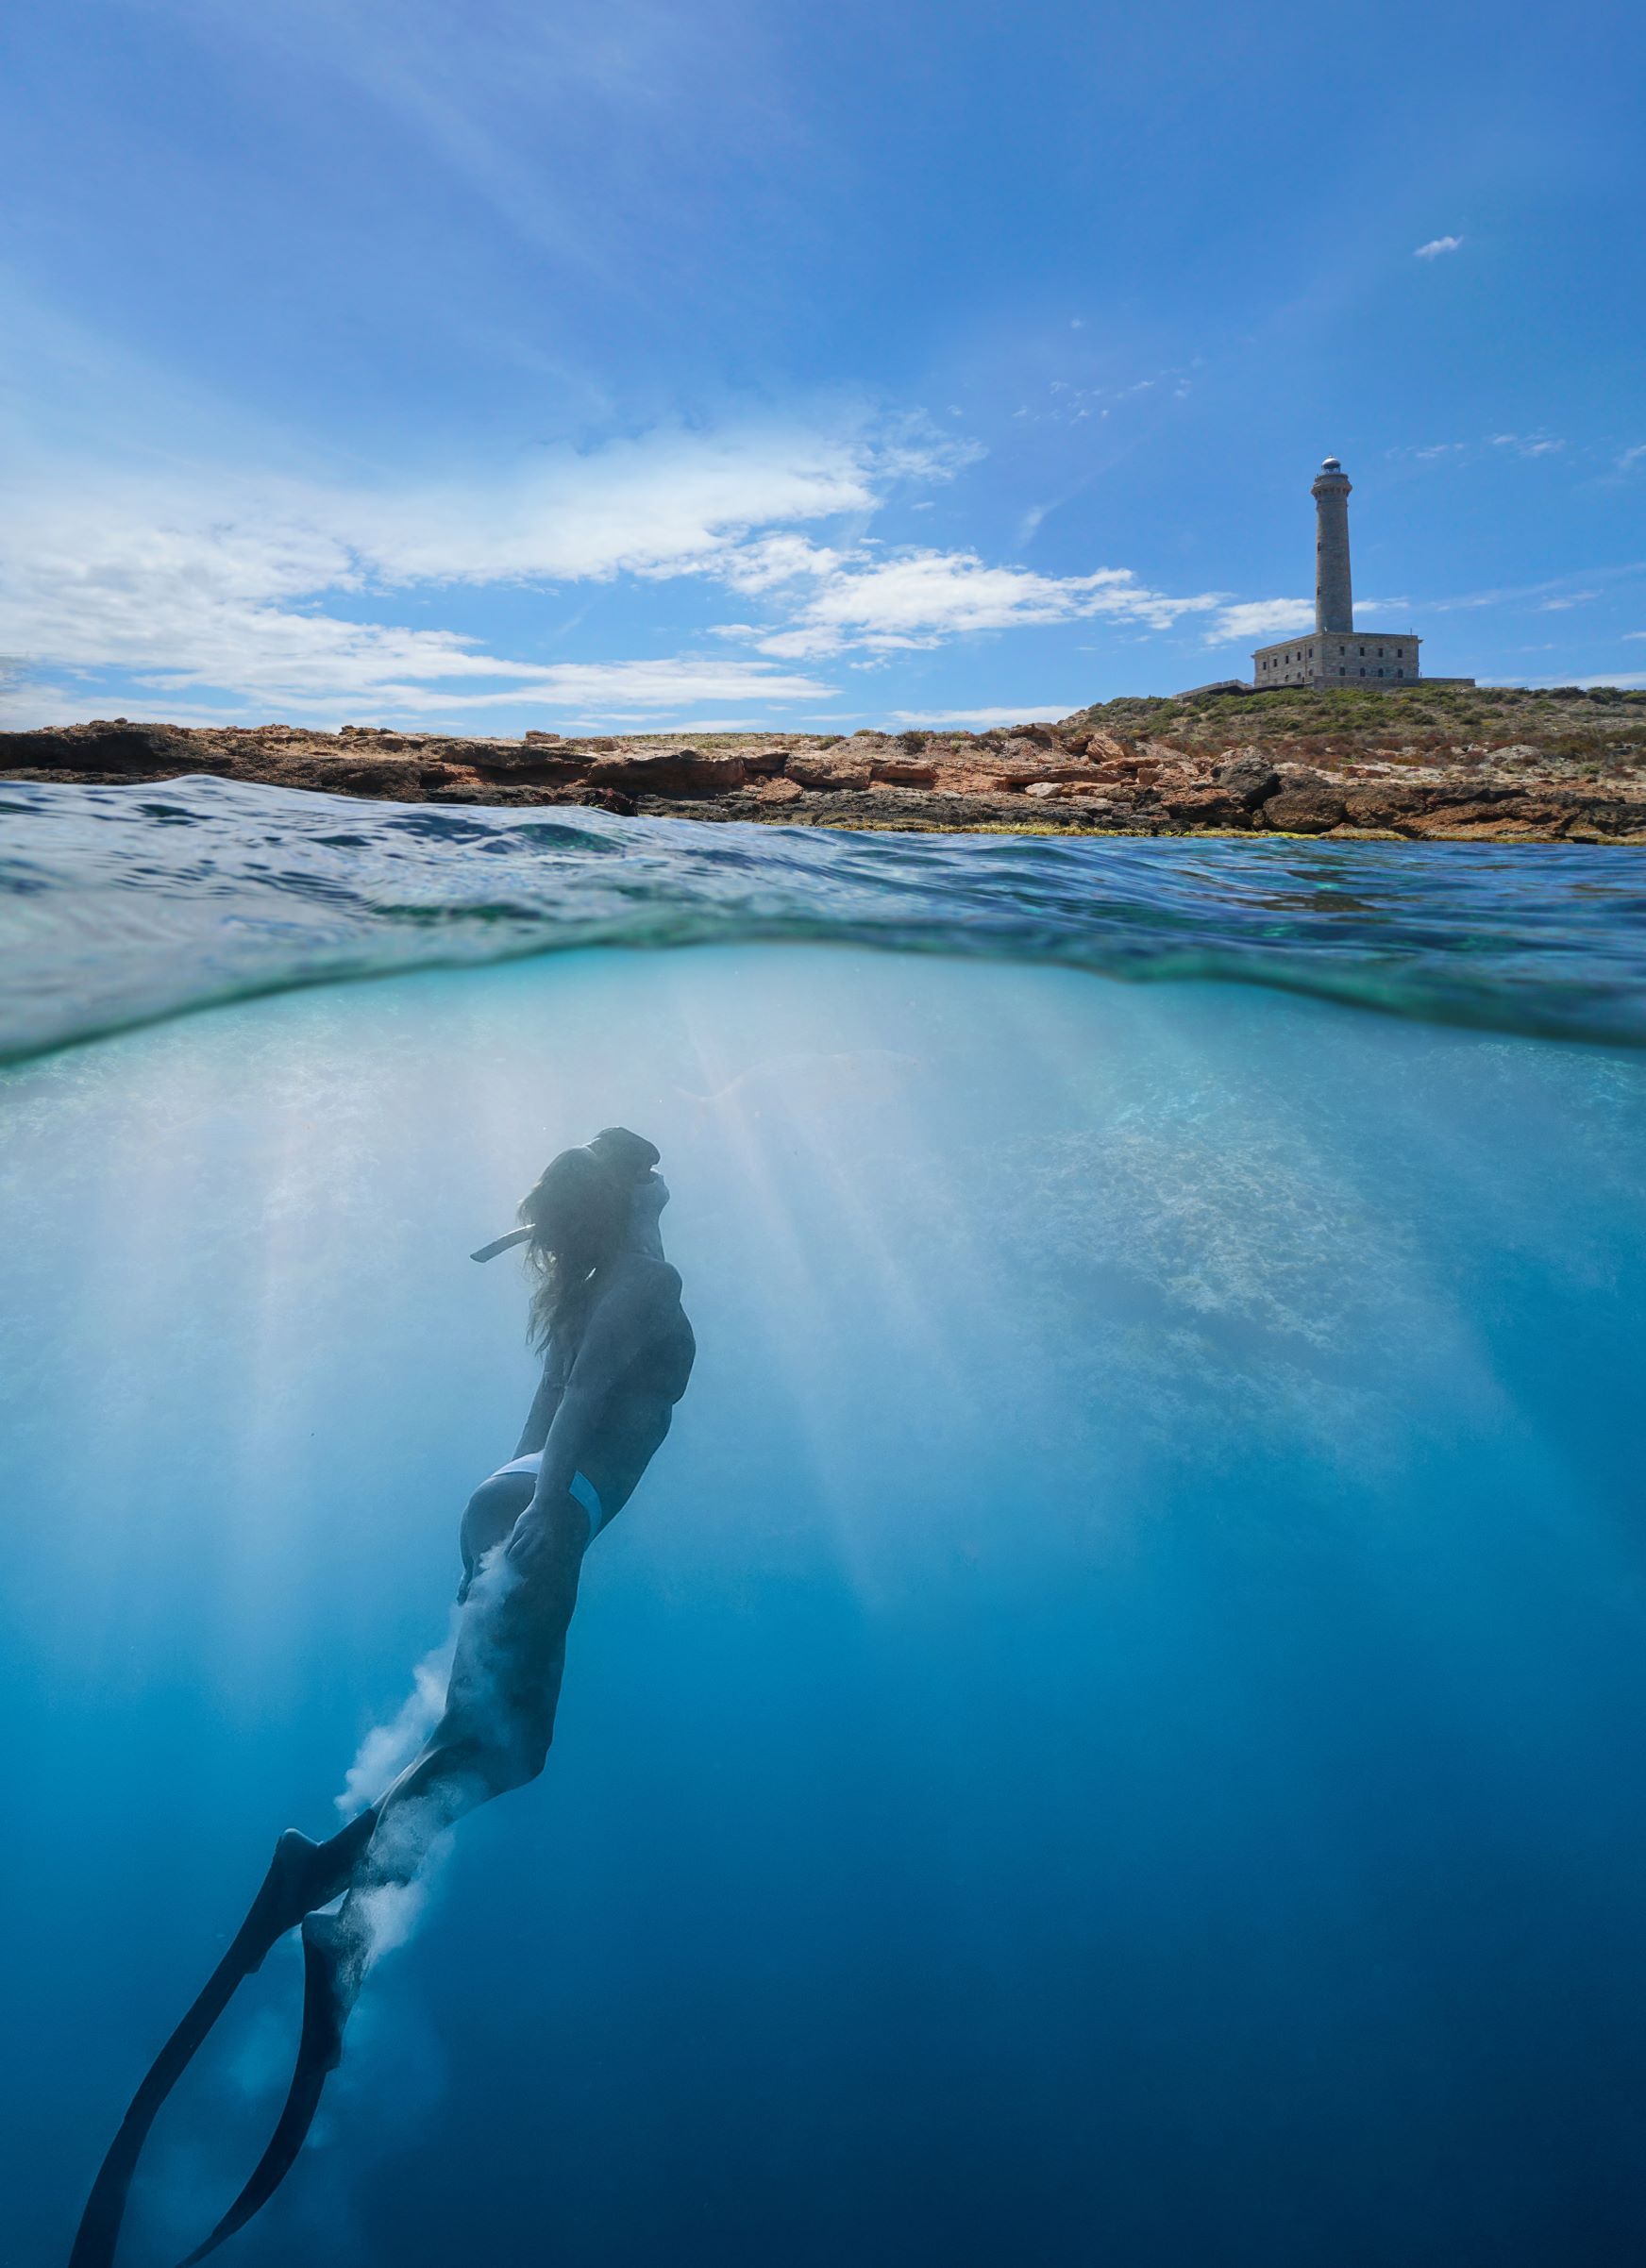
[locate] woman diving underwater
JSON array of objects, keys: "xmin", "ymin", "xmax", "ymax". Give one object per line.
[{"xmin": 71, "ymin": 1128, "xmax": 696, "ymax": 2267}]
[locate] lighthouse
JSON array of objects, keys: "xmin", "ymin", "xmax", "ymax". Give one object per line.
[
  {"xmin": 1250, "ymin": 460, "xmax": 1425, "ymax": 689},
  {"xmin": 1313, "ymin": 457, "xmax": 1353, "ymax": 634}
]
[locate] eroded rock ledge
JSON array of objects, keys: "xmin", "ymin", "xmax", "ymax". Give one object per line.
[{"xmin": 4, "ymin": 718, "xmax": 1644, "ymax": 841}]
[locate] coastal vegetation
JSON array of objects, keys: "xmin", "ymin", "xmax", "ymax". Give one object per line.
[{"xmin": 1066, "ymin": 683, "xmax": 1646, "ymax": 771}]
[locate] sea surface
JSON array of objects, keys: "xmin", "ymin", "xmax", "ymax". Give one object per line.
[{"xmin": 3, "ymin": 778, "xmax": 1645, "ymax": 2267}]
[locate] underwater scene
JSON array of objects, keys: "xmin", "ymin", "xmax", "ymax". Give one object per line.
[{"xmin": 5, "ymin": 780, "xmax": 1646, "ymax": 2268}]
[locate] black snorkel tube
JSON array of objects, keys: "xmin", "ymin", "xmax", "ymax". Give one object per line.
[{"xmin": 470, "ymin": 1127, "xmax": 661, "ymax": 1262}]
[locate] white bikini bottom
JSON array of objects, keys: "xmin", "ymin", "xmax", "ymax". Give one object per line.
[{"xmin": 490, "ymin": 1453, "xmax": 605, "ymax": 1541}]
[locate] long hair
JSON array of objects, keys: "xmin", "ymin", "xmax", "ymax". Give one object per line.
[{"xmin": 516, "ymin": 1147, "xmax": 630, "ymax": 1352}]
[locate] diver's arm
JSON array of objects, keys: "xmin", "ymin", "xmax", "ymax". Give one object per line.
[
  {"xmin": 506, "ymin": 1377, "xmax": 610, "ymax": 1573},
  {"xmin": 531, "ymin": 1382, "xmax": 604, "ymax": 1504},
  {"xmin": 508, "ymin": 1267, "xmax": 676, "ymax": 1568},
  {"xmin": 513, "ymin": 1364, "xmax": 561, "ymax": 1459}
]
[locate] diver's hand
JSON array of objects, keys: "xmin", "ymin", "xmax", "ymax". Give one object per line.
[{"xmin": 506, "ymin": 1493, "xmax": 579, "ymax": 1575}]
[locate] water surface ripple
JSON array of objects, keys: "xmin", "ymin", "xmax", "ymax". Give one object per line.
[{"xmin": 4, "ymin": 774, "xmax": 1645, "ymax": 1062}]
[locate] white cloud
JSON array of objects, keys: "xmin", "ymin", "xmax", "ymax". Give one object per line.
[
  {"xmin": 748, "ymin": 548, "xmax": 1223, "ymax": 659},
  {"xmin": 323, "ymin": 426, "xmax": 891, "ymax": 585},
  {"xmin": 0, "ymin": 411, "xmax": 1230, "ymax": 726},
  {"xmin": 1415, "ymin": 235, "xmax": 1464, "ymax": 259},
  {"xmin": 712, "ymin": 532, "xmax": 845, "ymax": 593},
  {"xmin": 1537, "ymin": 591, "xmax": 1601, "ymax": 612},
  {"xmin": 0, "ymin": 424, "xmax": 911, "ymax": 721},
  {"xmin": 1208, "ymin": 598, "xmax": 1314, "ymax": 644},
  {"xmin": 1202, "ymin": 596, "xmax": 1416, "ymax": 647},
  {"xmin": 1619, "ymin": 445, "xmax": 1646, "ymax": 473}
]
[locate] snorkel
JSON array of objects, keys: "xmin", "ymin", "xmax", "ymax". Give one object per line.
[{"xmin": 470, "ymin": 1127, "xmax": 662, "ymax": 1263}]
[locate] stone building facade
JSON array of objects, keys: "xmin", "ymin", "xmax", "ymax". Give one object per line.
[{"xmin": 1253, "ymin": 630, "xmax": 1422, "ymax": 687}]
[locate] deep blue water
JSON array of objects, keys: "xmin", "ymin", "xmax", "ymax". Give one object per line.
[{"xmin": 3, "ymin": 781, "xmax": 1645, "ymax": 2267}]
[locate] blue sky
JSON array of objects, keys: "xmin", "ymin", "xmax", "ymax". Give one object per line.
[{"xmin": 2, "ymin": 0, "xmax": 1642, "ymax": 732}]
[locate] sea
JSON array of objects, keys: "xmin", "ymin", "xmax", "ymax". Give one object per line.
[{"xmin": 3, "ymin": 775, "xmax": 1645, "ymax": 2267}]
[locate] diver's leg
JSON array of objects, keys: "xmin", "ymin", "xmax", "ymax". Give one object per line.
[
  {"xmin": 172, "ymin": 1508, "xmax": 588, "ymax": 2264},
  {"xmin": 72, "ymin": 1472, "xmax": 533, "ymax": 2268}
]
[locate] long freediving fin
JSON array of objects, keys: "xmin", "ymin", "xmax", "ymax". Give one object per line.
[
  {"xmin": 69, "ymin": 1812, "xmax": 376, "ymax": 2268},
  {"xmin": 172, "ymin": 1908, "xmax": 365, "ymax": 2267}
]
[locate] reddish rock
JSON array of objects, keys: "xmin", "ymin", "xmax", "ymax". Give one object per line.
[
  {"xmin": 1562, "ymin": 798, "xmax": 1646, "ymax": 836},
  {"xmin": 2, "ymin": 718, "xmax": 1638, "ymax": 840},
  {"xmin": 941, "ymin": 768, "xmax": 1024, "ymax": 796},
  {"xmin": 472, "ymin": 748, "xmax": 593, "ymax": 781},
  {"xmin": 1214, "ymin": 752, "xmax": 1282, "ymax": 807},
  {"xmin": 564, "ymin": 783, "xmax": 637, "ymax": 815},
  {"xmin": 1340, "ymin": 785, "xmax": 1434, "ymax": 831},
  {"xmin": 787, "ymin": 751, "xmax": 874, "ymax": 789},
  {"xmin": 1262, "ymin": 779, "xmax": 1348, "ymax": 832},
  {"xmin": 1011, "ymin": 762, "xmax": 1099, "ymax": 784},
  {"xmin": 1161, "ymin": 785, "xmax": 1248, "ymax": 825},
  {"xmin": 242, "ymin": 753, "xmax": 426, "ymax": 798},
  {"xmin": 1422, "ymin": 799, "xmax": 1545, "ymax": 837},
  {"xmin": 589, "ymin": 748, "xmax": 747, "ymax": 796},
  {"xmin": 0, "ymin": 723, "xmax": 195, "ymax": 771}
]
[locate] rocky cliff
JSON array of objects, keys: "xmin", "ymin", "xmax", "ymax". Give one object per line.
[{"xmin": 4, "ymin": 686, "xmax": 1643, "ymax": 841}]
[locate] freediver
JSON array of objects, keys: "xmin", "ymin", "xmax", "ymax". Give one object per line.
[{"xmin": 71, "ymin": 1127, "xmax": 695, "ymax": 2267}]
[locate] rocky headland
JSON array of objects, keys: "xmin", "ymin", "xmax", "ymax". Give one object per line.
[{"xmin": 5, "ymin": 685, "xmax": 1644, "ymax": 841}]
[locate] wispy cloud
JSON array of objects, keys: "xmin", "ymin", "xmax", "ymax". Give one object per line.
[
  {"xmin": 1619, "ymin": 445, "xmax": 1646, "ymax": 474},
  {"xmin": 1490, "ymin": 431, "xmax": 1566, "ymax": 458},
  {"xmin": 1394, "ymin": 432, "xmax": 1569, "ymax": 467},
  {"xmin": 1415, "ymin": 235, "xmax": 1464, "ymax": 260},
  {"xmin": 1429, "ymin": 563, "xmax": 1646, "ymax": 613},
  {"xmin": 1537, "ymin": 591, "xmax": 1601, "ymax": 612},
  {"xmin": 744, "ymin": 550, "xmax": 1223, "ymax": 660}
]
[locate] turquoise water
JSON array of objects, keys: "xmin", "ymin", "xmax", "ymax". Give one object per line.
[{"xmin": 4, "ymin": 782, "xmax": 1646, "ymax": 2265}]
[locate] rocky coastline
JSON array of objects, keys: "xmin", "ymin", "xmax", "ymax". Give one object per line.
[{"xmin": 5, "ymin": 688, "xmax": 1645, "ymax": 841}]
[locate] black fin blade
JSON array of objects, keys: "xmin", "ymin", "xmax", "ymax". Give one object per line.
[
  {"xmin": 172, "ymin": 1912, "xmax": 361, "ymax": 2268},
  {"xmin": 69, "ymin": 1936, "xmax": 257, "ymax": 2268},
  {"xmin": 69, "ymin": 1815, "xmax": 375, "ymax": 2268}
]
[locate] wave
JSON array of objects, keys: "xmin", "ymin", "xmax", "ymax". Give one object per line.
[{"xmin": 3, "ymin": 774, "xmax": 1646, "ymax": 1064}]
